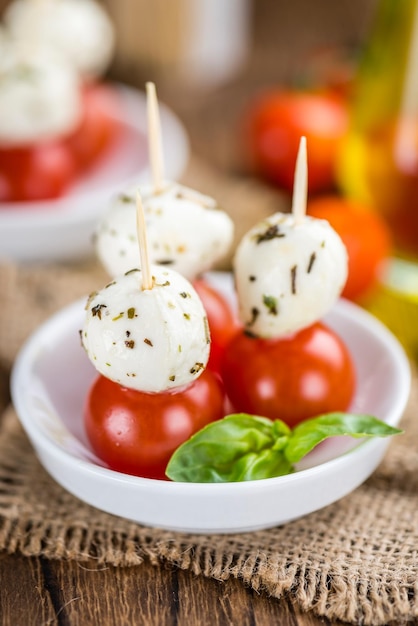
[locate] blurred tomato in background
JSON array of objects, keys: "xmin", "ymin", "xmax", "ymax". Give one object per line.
[
  {"xmin": 0, "ymin": 140, "xmax": 76, "ymax": 202},
  {"xmin": 66, "ymin": 82, "xmax": 121, "ymax": 171},
  {"xmin": 307, "ymin": 195, "xmax": 392, "ymax": 301},
  {"xmin": 243, "ymin": 89, "xmax": 348, "ymax": 194}
]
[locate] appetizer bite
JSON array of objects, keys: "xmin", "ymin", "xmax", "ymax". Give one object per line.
[
  {"xmin": 0, "ymin": 46, "xmax": 82, "ymax": 201},
  {"xmin": 234, "ymin": 213, "xmax": 348, "ymax": 337},
  {"xmin": 82, "ymin": 265, "xmax": 211, "ymax": 394},
  {"xmin": 81, "ymin": 194, "xmax": 225, "ymax": 479},
  {"xmin": 96, "ymin": 83, "xmax": 234, "ymax": 281},
  {"xmin": 221, "ymin": 138, "xmax": 356, "ymax": 426},
  {"xmin": 95, "ymin": 82, "xmax": 239, "ymax": 372},
  {"xmin": 96, "ymin": 182, "xmax": 234, "ymax": 283}
]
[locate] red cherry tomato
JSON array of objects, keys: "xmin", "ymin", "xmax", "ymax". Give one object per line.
[
  {"xmin": 307, "ymin": 196, "xmax": 392, "ymax": 301},
  {"xmin": 84, "ymin": 369, "xmax": 226, "ymax": 480},
  {"xmin": 244, "ymin": 90, "xmax": 348, "ymax": 193},
  {"xmin": 221, "ymin": 322, "xmax": 356, "ymax": 428},
  {"xmin": 66, "ymin": 82, "xmax": 121, "ymax": 170},
  {"xmin": 0, "ymin": 140, "xmax": 76, "ymax": 202},
  {"xmin": 193, "ymin": 278, "xmax": 241, "ymax": 374}
]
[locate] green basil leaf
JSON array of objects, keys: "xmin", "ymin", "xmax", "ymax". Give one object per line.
[
  {"xmin": 166, "ymin": 413, "xmax": 292, "ymax": 483},
  {"xmin": 284, "ymin": 412, "xmax": 403, "ymax": 464}
]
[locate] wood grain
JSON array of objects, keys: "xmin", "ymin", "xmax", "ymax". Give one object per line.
[{"xmin": 0, "ymin": 553, "xmax": 347, "ymax": 625}]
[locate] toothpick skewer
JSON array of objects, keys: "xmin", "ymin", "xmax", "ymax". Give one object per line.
[
  {"xmin": 292, "ymin": 136, "xmax": 308, "ymax": 225},
  {"xmin": 146, "ymin": 81, "xmax": 164, "ymax": 193},
  {"xmin": 136, "ymin": 192, "xmax": 153, "ymax": 290}
]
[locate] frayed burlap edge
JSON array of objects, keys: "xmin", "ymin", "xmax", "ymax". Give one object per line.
[{"xmin": 1, "ymin": 376, "xmax": 418, "ymax": 626}]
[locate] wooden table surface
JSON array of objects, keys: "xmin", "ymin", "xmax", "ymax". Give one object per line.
[
  {"xmin": 1, "ymin": 553, "xmax": 346, "ymax": 626},
  {"xmin": 0, "ymin": 1, "xmax": 379, "ymax": 624}
]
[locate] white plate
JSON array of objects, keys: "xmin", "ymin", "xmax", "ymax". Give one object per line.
[
  {"xmin": 0, "ymin": 83, "xmax": 190, "ymax": 263},
  {"xmin": 11, "ymin": 273, "xmax": 411, "ymax": 534}
]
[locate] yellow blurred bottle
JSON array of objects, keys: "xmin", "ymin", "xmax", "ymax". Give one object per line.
[{"xmin": 338, "ymin": 0, "xmax": 418, "ymax": 361}]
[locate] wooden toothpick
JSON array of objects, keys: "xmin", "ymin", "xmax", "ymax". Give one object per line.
[
  {"xmin": 136, "ymin": 192, "xmax": 153, "ymax": 290},
  {"xmin": 146, "ymin": 81, "xmax": 164, "ymax": 193},
  {"xmin": 292, "ymin": 136, "xmax": 308, "ymax": 225}
]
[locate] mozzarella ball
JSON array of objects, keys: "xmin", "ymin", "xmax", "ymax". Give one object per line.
[
  {"xmin": 95, "ymin": 181, "xmax": 234, "ymax": 281},
  {"xmin": 81, "ymin": 266, "xmax": 211, "ymax": 393},
  {"xmin": 0, "ymin": 49, "xmax": 82, "ymax": 145},
  {"xmin": 234, "ymin": 212, "xmax": 348, "ymax": 338},
  {"xmin": 4, "ymin": 0, "xmax": 115, "ymax": 78}
]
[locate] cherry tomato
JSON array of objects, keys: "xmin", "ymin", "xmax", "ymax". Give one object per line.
[
  {"xmin": 244, "ymin": 90, "xmax": 348, "ymax": 193},
  {"xmin": 84, "ymin": 369, "xmax": 226, "ymax": 480},
  {"xmin": 307, "ymin": 196, "xmax": 392, "ymax": 301},
  {"xmin": 193, "ymin": 278, "xmax": 241, "ymax": 374},
  {"xmin": 0, "ymin": 140, "xmax": 76, "ymax": 202},
  {"xmin": 221, "ymin": 322, "xmax": 356, "ymax": 428},
  {"xmin": 66, "ymin": 82, "xmax": 121, "ymax": 170}
]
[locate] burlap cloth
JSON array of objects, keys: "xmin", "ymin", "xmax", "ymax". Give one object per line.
[{"xmin": 0, "ymin": 161, "xmax": 417, "ymax": 626}]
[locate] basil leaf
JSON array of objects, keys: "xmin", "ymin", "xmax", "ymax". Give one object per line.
[
  {"xmin": 166, "ymin": 412, "xmax": 402, "ymax": 484},
  {"xmin": 166, "ymin": 413, "xmax": 292, "ymax": 483},
  {"xmin": 284, "ymin": 412, "xmax": 403, "ymax": 464}
]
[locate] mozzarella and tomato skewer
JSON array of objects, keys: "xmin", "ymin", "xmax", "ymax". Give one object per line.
[
  {"xmin": 221, "ymin": 137, "xmax": 356, "ymax": 427},
  {"xmin": 0, "ymin": 45, "xmax": 83, "ymax": 202},
  {"xmin": 96, "ymin": 82, "xmax": 234, "ymax": 281},
  {"xmin": 95, "ymin": 82, "xmax": 239, "ymax": 372},
  {"xmin": 234, "ymin": 137, "xmax": 348, "ymax": 338},
  {"xmin": 82, "ymin": 193, "xmax": 225, "ymax": 479},
  {"xmin": 82, "ymin": 262, "xmax": 211, "ymax": 393}
]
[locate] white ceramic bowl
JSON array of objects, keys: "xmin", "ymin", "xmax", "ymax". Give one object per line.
[
  {"xmin": 11, "ymin": 273, "xmax": 411, "ymax": 533},
  {"xmin": 0, "ymin": 83, "xmax": 190, "ymax": 263}
]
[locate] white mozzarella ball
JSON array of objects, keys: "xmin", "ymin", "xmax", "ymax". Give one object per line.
[
  {"xmin": 234, "ymin": 213, "xmax": 348, "ymax": 338},
  {"xmin": 95, "ymin": 181, "xmax": 234, "ymax": 281},
  {"xmin": 0, "ymin": 50, "xmax": 82, "ymax": 145},
  {"xmin": 5, "ymin": 0, "xmax": 115, "ymax": 78},
  {"xmin": 81, "ymin": 266, "xmax": 211, "ymax": 393}
]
